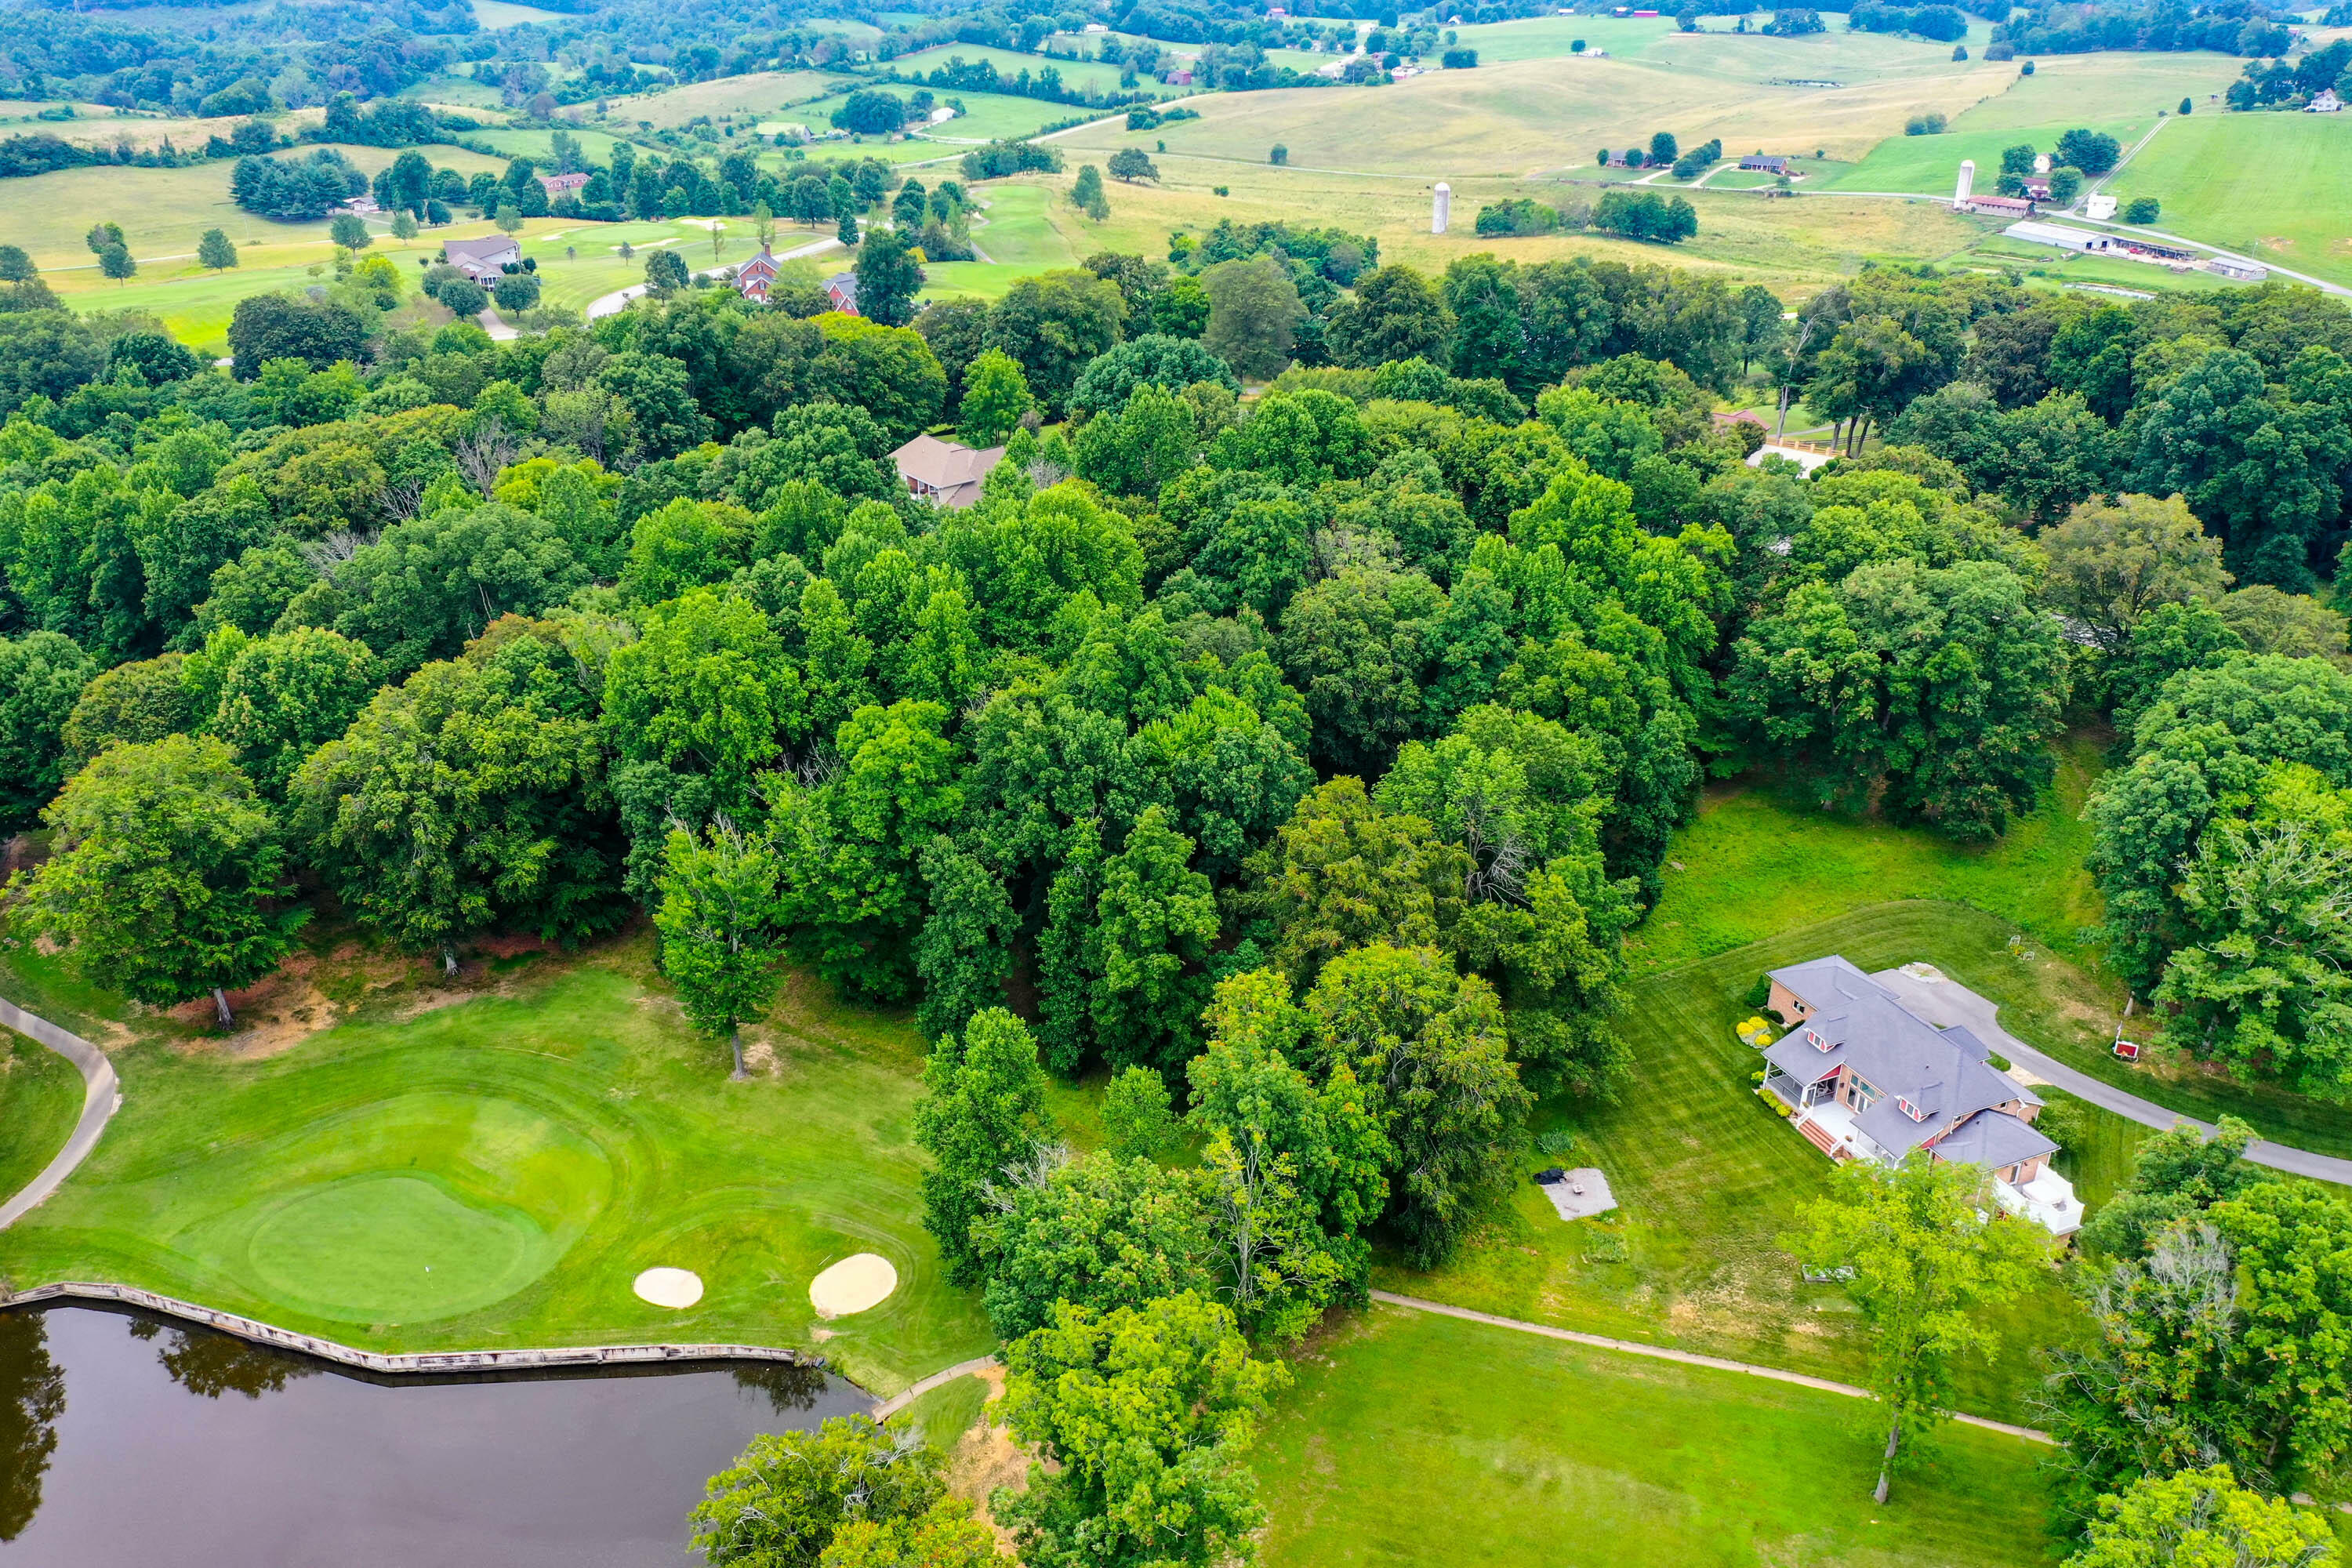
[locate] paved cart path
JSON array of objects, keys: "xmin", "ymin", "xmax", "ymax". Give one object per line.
[{"xmin": 0, "ymin": 998, "xmax": 121, "ymax": 1230}]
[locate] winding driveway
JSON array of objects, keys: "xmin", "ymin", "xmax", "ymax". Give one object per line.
[
  {"xmin": 585, "ymin": 234, "xmax": 845, "ymax": 320},
  {"xmin": 0, "ymin": 998, "xmax": 121, "ymax": 1231},
  {"xmin": 1868, "ymin": 967, "xmax": 2352, "ymax": 1187}
]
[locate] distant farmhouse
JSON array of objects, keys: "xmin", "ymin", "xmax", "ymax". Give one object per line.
[
  {"xmin": 2310, "ymin": 87, "xmax": 2343, "ymax": 112},
  {"xmin": 734, "ymin": 244, "xmax": 779, "ymax": 303},
  {"xmin": 538, "ymin": 172, "xmax": 590, "ymax": 198},
  {"xmin": 1739, "ymin": 154, "xmax": 1791, "ymax": 173}
]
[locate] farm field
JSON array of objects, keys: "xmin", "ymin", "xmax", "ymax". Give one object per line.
[
  {"xmin": 1254, "ymin": 1304, "xmax": 2057, "ymax": 1568},
  {"xmin": 0, "ymin": 933, "xmax": 995, "ymax": 1398},
  {"xmin": 0, "ymin": 143, "xmax": 512, "ymax": 273},
  {"xmin": 876, "ymin": 42, "xmax": 1176, "ymax": 98},
  {"xmin": 0, "ymin": 1031, "xmax": 82, "ymax": 1205},
  {"xmin": 964, "ymin": 161, "xmax": 1983, "ymax": 297},
  {"xmin": 7, "ymin": 104, "xmax": 328, "ymax": 152},
  {"xmin": 472, "ymin": 0, "xmax": 571, "ymax": 25},
  {"xmin": 2103, "ymin": 112, "xmax": 2352, "ymax": 288},
  {"xmin": 42, "ymin": 214, "xmax": 587, "ymax": 353},
  {"xmin": 597, "ymin": 70, "xmax": 856, "ymax": 130},
  {"xmin": 1043, "ymin": 47, "xmax": 2017, "ymax": 180}
]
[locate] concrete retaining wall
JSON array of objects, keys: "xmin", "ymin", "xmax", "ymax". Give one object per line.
[{"xmin": 1, "ymin": 1280, "xmax": 823, "ymax": 1376}]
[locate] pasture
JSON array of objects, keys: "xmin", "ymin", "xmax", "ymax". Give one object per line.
[
  {"xmin": 877, "ymin": 42, "xmax": 1175, "ymax": 98},
  {"xmin": 597, "ymin": 70, "xmax": 856, "ymax": 130},
  {"xmin": 0, "ymin": 933, "xmax": 994, "ymax": 1398},
  {"xmin": 2103, "ymin": 112, "xmax": 2352, "ymax": 288},
  {"xmin": 1254, "ymin": 1305, "xmax": 2058, "ymax": 1568},
  {"xmin": 0, "ymin": 143, "xmax": 512, "ymax": 273}
]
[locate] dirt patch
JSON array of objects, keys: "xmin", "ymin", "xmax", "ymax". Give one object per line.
[
  {"xmin": 946, "ymin": 1364, "xmax": 1028, "ymax": 1552},
  {"xmin": 158, "ymin": 940, "xmax": 549, "ymax": 1060},
  {"xmin": 741, "ymin": 1038, "xmax": 780, "ymax": 1075}
]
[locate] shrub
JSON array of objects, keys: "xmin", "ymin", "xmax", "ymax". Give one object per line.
[
  {"xmin": 1904, "ymin": 111, "xmax": 1949, "ymax": 136},
  {"xmin": 1440, "ymin": 46, "xmax": 1478, "ymax": 67},
  {"xmin": 2123, "ymin": 195, "xmax": 2161, "ymax": 223},
  {"xmin": 1473, "ymin": 198, "xmax": 1562, "ymax": 237}
]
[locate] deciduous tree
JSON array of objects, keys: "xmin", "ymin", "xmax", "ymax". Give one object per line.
[
  {"xmin": 1785, "ymin": 1153, "xmax": 2053, "ymax": 1501},
  {"xmin": 655, "ymin": 816, "xmax": 786, "ymax": 1078},
  {"xmin": 12, "ymin": 734, "xmax": 303, "ymax": 1026},
  {"xmin": 911, "ymin": 1007, "xmax": 1054, "ymax": 1283}
]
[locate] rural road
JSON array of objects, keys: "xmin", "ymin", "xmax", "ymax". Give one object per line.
[
  {"xmin": 1868, "ymin": 967, "xmax": 2352, "ymax": 1187},
  {"xmin": 0, "ymin": 997, "xmax": 121, "ymax": 1230},
  {"xmin": 1370, "ymin": 1291, "xmax": 2053, "ymax": 1443},
  {"xmin": 586, "ymin": 234, "xmax": 843, "ymax": 319}
]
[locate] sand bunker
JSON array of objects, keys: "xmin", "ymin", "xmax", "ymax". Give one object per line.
[
  {"xmin": 809, "ymin": 1253, "xmax": 898, "ymax": 1317},
  {"xmin": 633, "ymin": 1266, "xmax": 705, "ymax": 1308}
]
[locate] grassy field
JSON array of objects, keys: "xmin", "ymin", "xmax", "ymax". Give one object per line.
[
  {"xmin": 1, "ymin": 143, "xmax": 512, "ymax": 273},
  {"xmin": 1630, "ymin": 731, "xmax": 2111, "ymax": 971},
  {"xmin": 472, "ymin": 0, "xmax": 572, "ymax": 25},
  {"xmin": 1382, "ymin": 896, "xmax": 2108, "ymax": 1425},
  {"xmin": 42, "ymin": 213, "xmax": 599, "ymax": 354},
  {"xmin": 1626, "ymin": 741, "xmax": 2352, "ymax": 1156},
  {"xmin": 973, "ymin": 158, "xmax": 1984, "ymax": 299},
  {"xmin": 1255, "ymin": 1304, "xmax": 2057, "ymax": 1568},
  {"xmin": 0, "ymin": 933, "xmax": 994, "ymax": 1396},
  {"xmin": 2103, "ymin": 112, "xmax": 2352, "ymax": 287},
  {"xmin": 0, "ymin": 1030, "xmax": 82, "ymax": 1206},
  {"xmin": 877, "ymin": 43, "xmax": 1176, "ymax": 98},
  {"xmin": 598, "ymin": 70, "xmax": 856, "ymax": 130}
]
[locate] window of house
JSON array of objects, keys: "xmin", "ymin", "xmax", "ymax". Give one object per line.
[{"xmin": 1846, "ymin": 1075, "xmax": 1880, "ymax": 1109}]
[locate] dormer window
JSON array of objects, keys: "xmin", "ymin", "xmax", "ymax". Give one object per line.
[
  {"xmin": 1806, "ymin": 1029, "xmax": 1828, "ymax": 1051},
  {"xmin": 1895, "ymin": 1096, "xmax": 1926, "ymax": 1123}
]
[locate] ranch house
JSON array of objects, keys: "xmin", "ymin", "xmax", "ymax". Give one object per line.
[
  {"xmin": 891, "ymin": 434, "xmax": 1005, "ymax": 509},
  {"xmin": 1759, "ymin": 956, "xmax": 2081, "ymax": 1235},
  {"xmin": 441, "ymin": 234, "xmax": 522, "ymax": 281},
  {"xmin": 1739, "ymin": 154, "xmax": 1790, "ymax": 173}
]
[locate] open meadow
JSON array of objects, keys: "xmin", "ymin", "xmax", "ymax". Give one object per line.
[
  {"xmin": 2103, "ymin": 111, "xmax": 2352, "ymax": 288},
  {"xmin": 2, "ymin": 143, "xmax": 513, "ymax": 274},
  {"xmin": 1254, "ymin": 1305, "xmax": 2057, "ymax": 1568}
]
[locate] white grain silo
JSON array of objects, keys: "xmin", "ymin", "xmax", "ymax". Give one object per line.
[
  {"xmin": 1432, "ymin": 182, "xmax": 1450, "ymax": 234},
  {"xmin": 1953, "ymin": 159, "xmax": 1975, "ymax": 207}
]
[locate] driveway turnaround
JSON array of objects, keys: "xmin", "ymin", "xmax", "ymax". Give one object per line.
[
  {"xmin": 1868, "ymin": 966, "xmax": 2352, "ymax": 1188},
  {"xmin": 0, "ymin": 997, "xmax": 122, "ymax": 1230}
]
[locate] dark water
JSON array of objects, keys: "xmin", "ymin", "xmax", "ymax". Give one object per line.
[{"xmin": 0, "ymin": 1303, "xmax": 868, "ymax": 1567}]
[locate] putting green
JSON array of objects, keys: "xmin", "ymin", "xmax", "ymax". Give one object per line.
[
  {"xmin": 191, "ymin": 1091, "xmax": 615, "ymax": 1324},
  {"xmin": 0, "ymin": 951, "xmax": 1000, "ymax": 1391},
  {"xmin": 243, "ymin": 1174, "xmax": 561, "ymax": 1321}
]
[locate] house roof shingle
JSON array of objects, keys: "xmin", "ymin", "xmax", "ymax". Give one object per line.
[{"xmin": 1764, "ymin": 956, "xmax": 2037, "ymax": 1160}]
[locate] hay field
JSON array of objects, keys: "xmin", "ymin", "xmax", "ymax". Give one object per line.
[
  {"xmin": 2104, "ymin": 112, "xmax": 2352, "ymax": 288},
  {"xmin": 1, "ymin": 143, "xmax": 514, "ymax": 272},
  {"xmin": 600, "ymin": 70, "xmax": 856, "ymax": 129},
  {"xmin": 472, "ymin": 0, "xmax": 571, "ymax": 24},
  {"xmin": 953, "ymin": 163, "xmax": 1979, "ymax": 297},
  {"xmin": 4, "ymin": 105, "xmax": 329, "ymax": 152},
  {"xmin": 879, "ymin": 43, "xmax": 1173, "ymax": 97},
  {"xmin": 1049, "ymin": 49, "xmax": 2020, "ymax": 180}
]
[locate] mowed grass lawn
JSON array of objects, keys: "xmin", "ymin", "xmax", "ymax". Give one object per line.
[
  {"xmin": 2106, "ymin": 112, "xmax": 2352, "ymax": 287},
  {"xmin": 1382, "ymin": 898, "xmax": 2104, "ymax": 1425},
  {"xmin": 0, "ymin": 1031, "xmax": 82, "ymax": 1204},
  {"xmin": 1256, "ymin": 1305, "xmax": 2056, "ymax": 1568},
  {"xmin": 0, "ymin": 935, "xmax": 993, "ymax": 1396}
]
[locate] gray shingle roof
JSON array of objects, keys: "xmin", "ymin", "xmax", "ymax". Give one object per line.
[
  {"xmin": 1766, "ymin": 955, "xmax": 2038, "ymax": 1160},
  {"xmin": 1933, "ymin": 1108, "xmax": 2057, "ymax": 1170}
]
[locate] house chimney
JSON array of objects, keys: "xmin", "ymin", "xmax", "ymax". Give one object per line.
[
  {"xmin": 1952, "ymin": 158, "xmax": 1974, "ymax": 207},
  {"xmin": 1432, "ymin": 181, "xmax": 1450, "ymax": 234}
]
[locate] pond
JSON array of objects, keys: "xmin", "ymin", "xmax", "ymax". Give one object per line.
[{"xmin": 0, "ymin": 1304, "xmax": 869, "ymax": 1566}]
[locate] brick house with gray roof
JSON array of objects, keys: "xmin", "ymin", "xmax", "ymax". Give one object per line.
[{"xmin": 1759, "ymin": 955, "xmax": 2081, "ymax": 1235}]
